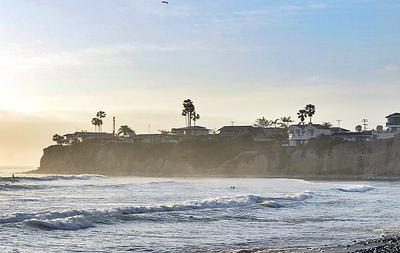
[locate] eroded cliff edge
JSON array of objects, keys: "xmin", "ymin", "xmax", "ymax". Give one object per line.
[{"xmin": 34, "ymin": 136, "xmax": 400, "ymax": 179}]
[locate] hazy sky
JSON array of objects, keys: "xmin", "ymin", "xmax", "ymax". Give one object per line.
[{"xmin": 0, "ymin": 0, "xmax": 399, "ymax": 166}]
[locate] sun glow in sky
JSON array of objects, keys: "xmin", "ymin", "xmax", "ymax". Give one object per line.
[{"xmin": 0, "ymin": 0, "xmax": 399, "ymax": 166}]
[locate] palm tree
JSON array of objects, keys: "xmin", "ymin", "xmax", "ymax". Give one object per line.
[
  {"xmin": 279, "ymin": 116, "xmax": 294, "ymax": 128},
  {"xmin": 92, "ymin": 118, "xmax": 102, "ymax": 132},
  {"xmin": 182, "ymin": 99, "xmax": 195, "ymax": 127},
  {"xmin": 304, "ymin": 104, "xmax": 316, "ymax": 124},
  {"xmin": 92, "ymin": 118, "xmax": 97, "ymax": 132},
  {"xmin": 355, "ymin": 125, "xmax": 363, "ymax": 132},
  {"xmin": 52, "ymin": 134, "xmax": 65, "ymax": 146},
  {"xmin": 297, "ymin": 110, "xmax": 307, "ymax": 125},
  {"xmin": 96, "ymin": 111, "xmax": 106, "ymax": 132},
  {"xmin": 192, "ymin": 112, "xmax": 200, "ymax": 126},
  {"xmin": 118, "ymin": 125, "xmax": 135, "ymax": 137}
]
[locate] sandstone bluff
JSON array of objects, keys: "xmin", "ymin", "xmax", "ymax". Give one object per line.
[{"xmin": 34, "ymin": 136, "xmax": 400, "ymax": 179}]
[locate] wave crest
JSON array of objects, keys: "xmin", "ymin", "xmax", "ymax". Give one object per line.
[
  {"xmin": 0, "ymin": 192, "xmax": 313, "ymax": 230},
  {"xmin": 260, "ymin": 191, "xmax": 314, "ymax": 208},
  {"xmin": 25, "ymin": 216, "xmax": 95, "ymax": 230},
  {"xmin": 336, "ymin": 185, "xmax": 375, "ymax": 193}
]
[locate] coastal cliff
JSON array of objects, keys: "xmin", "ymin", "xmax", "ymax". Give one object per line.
[{"xmin": 34, "ymin": 136, "xmax": 400, "ymax": 179}]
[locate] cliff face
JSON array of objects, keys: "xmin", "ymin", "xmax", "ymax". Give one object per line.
[{"xmin": 36, "ymin": 136, "xmax": 400, "ymax": 179}]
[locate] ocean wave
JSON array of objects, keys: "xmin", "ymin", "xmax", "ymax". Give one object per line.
[
  {"xmin": 260, "ymin": 191, "xmax": 314, "ymax": 208},
  {"xmin": 0, "ymin": 174, "xmax": 106, "ymax": 182},
  {"xmin": 336, "ymin": 185, "xmax": 375, "ymax": 193},
  {"xmin": 25, "ymin": 216, "xmax": 95, "ymax": 230},
  {"xmin": 0, "ymin": 184, "xmax": 48, "ymax": 191},
  {"xmin": 0, "ymin": 192, "xmax": 313, "ymax": 230}
]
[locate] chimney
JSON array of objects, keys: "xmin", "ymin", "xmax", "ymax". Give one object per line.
[{"xmin": 113, "ymin": 117, "xmax": 116, "ymax": 136}]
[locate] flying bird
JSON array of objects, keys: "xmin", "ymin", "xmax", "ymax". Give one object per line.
[{"xmin": 161, "ymin": 1, "xmax": 168, "ymax": 4}]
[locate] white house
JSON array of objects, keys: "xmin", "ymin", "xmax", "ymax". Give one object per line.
[
  {"xmin": 386, "ymin": 113, "xmax": 400, "ymax": 132},
  {"xmin": 288, "ymin": 124, "xmax": 349, "ymax": 146}
]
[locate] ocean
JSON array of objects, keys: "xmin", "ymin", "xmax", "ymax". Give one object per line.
[{"xmin": 0, "ymin": 172, "xmax": 398, "ymax": 252}]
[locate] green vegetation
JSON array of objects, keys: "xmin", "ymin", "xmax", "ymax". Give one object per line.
[
  {"xmin": 253, "ymin": 116, "xmax": 293, "ymax": 128},
  {"xmin": 181, "ymin": 99, "xmax": 200, "ymax": 127},
  {"xmin": 304, "ymin": 104, "xmax": 316, "ymax": 123},
  {"xmin": 91, "ymin": 111, "xmax": 106, "ymax": 132},
  {"xmin": 118, "ymin": 125, "xmax": 135, "ymax": 137},
  {"xmin": 52, "ymin": 134, "xmax": 65, "ymax": 146},
  {"xmin": 91, "ymin": 118, "xmax": 102, "ymax": 132},
  {"xmin": 96, "ymin": 111, "xmax": 106, "ymax": 132},
  {"xmin": 297, "ymin": 110, "xmax": 307, "ymax": 125},
  {"xmin": 297, "ymin": 104, "xmax": 316, "ymax": 125}
]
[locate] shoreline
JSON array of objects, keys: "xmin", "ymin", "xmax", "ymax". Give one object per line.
[{"xmin": 23, "ymin": 169, "xmax": 400, "ymax": 181}]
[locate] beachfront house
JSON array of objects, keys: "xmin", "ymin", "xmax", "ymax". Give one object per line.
[
  {"xmin": 64, "ymin": 131, "xmax": 114, "ymax": 143},
  {"xmin": 288, "ymin": 124, "xmax": 349, "ymax": 146},
  {"xmin": 218, "ymin": 126, "xmax": 255, "ymax": 137},
  {"xmin": 170, "ymin": 126, "xmax": 210, "ymax": 136},
  {"xmin": 218, "ymin": 126, "xmax": 285, "ymax": 142},
  {"xmin": 386, "ymin": 113, "xmax": 400, "ymax": 132},
  {"xmin": 128, "ymin": 134, "xmax": 179, "ymax": 144},
  {"xmin": 332, "ymin": 131, "xmax": 374, "ymax": 142}
]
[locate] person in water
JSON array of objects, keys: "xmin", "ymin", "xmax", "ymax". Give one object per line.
[{"xmin": 12, "ymin": 174, "xmax": 15, "ymax": 181}]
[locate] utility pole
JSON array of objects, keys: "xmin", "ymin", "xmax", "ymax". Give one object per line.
[
  {"xmin": 362, "ymin": 119, "xmax": 368, "ymax": 131},
  {"xmin": 336, "ymin": 120, "xmax": 342, "ymax": 128}
]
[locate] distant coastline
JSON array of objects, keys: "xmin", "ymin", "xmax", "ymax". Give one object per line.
[{"xmin": 32, "ymin": 135, "xmax": 400, "ymax": 179}]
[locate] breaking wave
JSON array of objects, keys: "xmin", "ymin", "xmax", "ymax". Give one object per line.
[
  {"xmin": 25, "ymin": 216, "xmax": 95, "ymax": 231},
  {"xmin": 336, "ymin": 185, "xmax": 375, "ymax": 193},
  {"xmin": 1, "ymin": 192, "xmax": 313, "ymax": 230},
  {"xmin": 260, "ymin": 191, "xmax": 314, "ymax": 208}
]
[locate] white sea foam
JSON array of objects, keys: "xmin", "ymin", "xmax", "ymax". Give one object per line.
[
  {"xmin": 281, "ymin": 191, "xmax": 314, "ymax": 201},
  {"xmin": 260, "ymin": 191, "xmax": 314, "ymax": 208},
  {"xmin": 336, "ymin": 185, "xmax": 375, "ymax": 193},
  {"xmin": 0, "ymin": 192, "xmax": 313, "ymax": 230},
  {"xmin": 25, "ymin": 216, "xmax": 95, "ymax": 230}
]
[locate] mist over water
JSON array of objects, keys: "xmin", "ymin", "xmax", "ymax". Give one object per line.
[{"xmin": 0, "ymin": 175, "xmax": 398, "ymax": 252}]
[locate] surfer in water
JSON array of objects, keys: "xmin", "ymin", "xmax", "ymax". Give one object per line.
[{"xmin": 12, "ymin": 174, "xmax": 15, "ymax": 182}]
